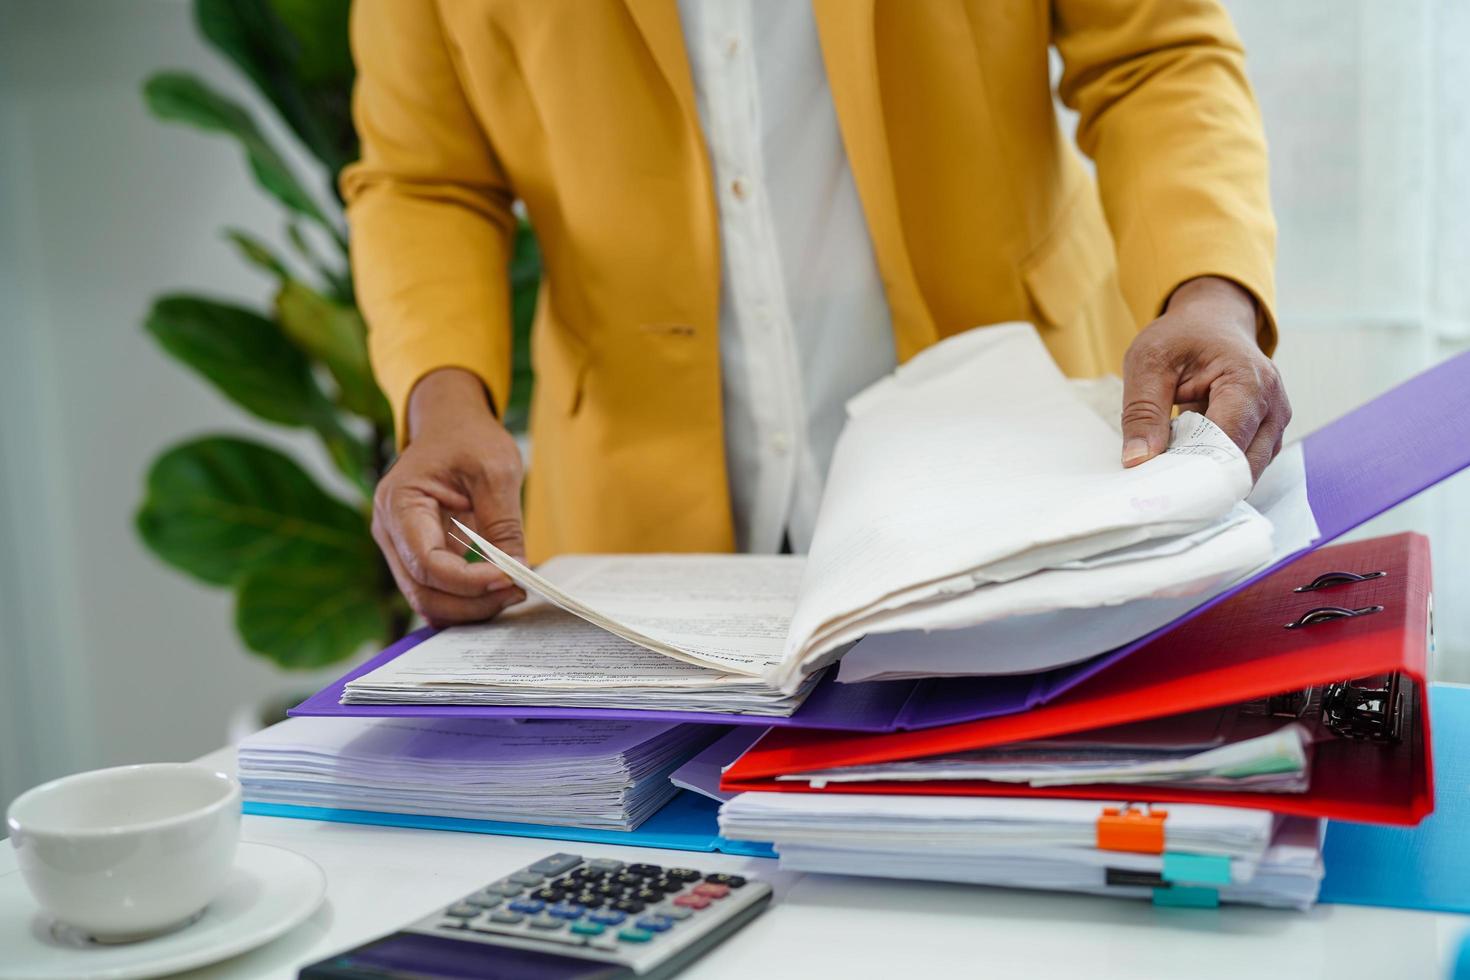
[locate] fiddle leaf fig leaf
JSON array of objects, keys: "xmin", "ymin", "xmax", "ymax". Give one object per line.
[
  {"xmin": 235, "ymin": 561, "xmax": 388, "ymax": 669},
  {"xmin": 274, "ymin": 279, "xmax": 390, "ymax": 425},
  {"xmin": 143, "ymin": 71, "xmax": 336, "ymax": 234},
  {"xmin": 136, "ymin": 435, "xmax": 374, "ymax": 587},
  {"xmin": 145, "ymin": 294, "xmax": 334, "ymax": 428}
]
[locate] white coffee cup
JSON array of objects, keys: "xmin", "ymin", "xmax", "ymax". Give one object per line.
[{"xmin": 6, "ymin": 763, "xmax": 241, "ymax": 942}]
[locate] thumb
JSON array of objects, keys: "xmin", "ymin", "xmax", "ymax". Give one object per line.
[{"xmin": 1119, "ymin": 349, "xmax": 1179, "ymax": 468}]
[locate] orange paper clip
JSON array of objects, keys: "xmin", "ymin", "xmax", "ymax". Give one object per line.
[{"xmin": 1096, "ymin": 805, "xmax": 1168, "ymax": 854}]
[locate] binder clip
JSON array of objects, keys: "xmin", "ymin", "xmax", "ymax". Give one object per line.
[
  {"xmin": 1293, "ymin": 569, "xmax": 1387, "ymax": 592},
  {"xmin": 1096, "ymin": 804, "xmax": 1167, "ymax": 854}
]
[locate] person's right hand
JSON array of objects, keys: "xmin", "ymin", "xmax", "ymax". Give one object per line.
[{"xmin": 371, "ymin": 367, "xmax": 528, "ymax": 627}]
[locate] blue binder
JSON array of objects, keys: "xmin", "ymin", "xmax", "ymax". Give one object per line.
[{"xmin": 242, "ymin": 789, "xmax": 776, "ymax": 859}]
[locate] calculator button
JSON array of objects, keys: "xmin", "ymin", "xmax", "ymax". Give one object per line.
[
  {"xmin": 612, "ymin": 872, "xmax": 642, "ymax": 888},
  {"xmin": 486, "ymin": 881, "xmax": 524, "ymax": 897},
  {"xmin": 528, "ymin": 914, "xmax": 565, "ymax": 930},
  {"xmin": 618, "ymin": 928, "xmax": 653, "ymax": 943},
  {"xmin": 693, "ymin": 883, "xmax": 729, "ymax": 899},
  {"xmin": 489, "ymin": 910, "xmax": 524, "ymax": 924},
  {"xmin": 635, "ymin": 916, "xmax": 674, "ymax": 933},
  {"xmin": 673, "ymin": 894, "xmax": 711, "ymax": 910},
  {"xmin": 508, "ymin": 899, "xmax": 545, "ymax": 914},
  {"xmin": 444, "ymin": 904, "xmax": 480, "ymax": 918},
  {"xmin": 527, "ymin": 853, "xmax": 584, "ymax": 876},
  {"xmin": 570, "ymin": 921, "xmax": 605, "ymax": 936},
  {"xmin": 657, "ymin": 906, "xmax": 693, "ymax": 921},
  {"xmin": 611, "ymin": 899, "xmax": 645, "ymax": 914},
  {"xmin": 437, "ymin": 919, "xmax": 467, "ymax": 930},
  {"xmin": 531, "ymin": 888, "xmax": 565, "ymax": 903},
  {"xmin": 588, "ymin": 935, "xmax": 621, "ymax": 952},
  {"xmin": 589, "ymin": 910, "xmax": 626, "ymax": 925},
  {"xmin": 632, "ymin": 888, "xmax": 663, "ymax": 904},
  {"xmin": 465, "ymin": 893, "xmax": 503, "ymax": 909},
  {"xmin": 626, "ymin": 864, "xmax": 663, "ymax": 878},
  {"xmin": 647, "ymin": 878, "xmax": 682, "ymax": 894},
  {"xmin": 666, "ymin": 868, "xmax": 702, "ymax": 882},
  {"xmin": 572, "ymin": 892, "xmax": 604, "ymax": 908},
  {"xmin": 547, "ymin": 903, "xmax": 586, "ymax": 919},
  {"xmin": 703, "ymin": 873, "xmax": 746, "ymax": 888},
  {"xmin": 586, "ymin": 859, "xmax": 624, "ymax": 873},
  {"xmin": 509, "ymin": 872, "xmax": 546, "ymax": 887}
]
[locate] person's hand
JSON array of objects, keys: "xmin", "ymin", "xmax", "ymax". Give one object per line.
[
  {"xmin": 371, "ymin": 367, "xmax": 527, "ymax": 627},
  {"xmin": 1120, "ymin": 276, "xmax": 1291, "ymax": 481}
]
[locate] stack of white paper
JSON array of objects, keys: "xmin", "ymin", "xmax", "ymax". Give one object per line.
[
  {"xmin": 343, "ymin": 323, "xmax": 1289, "ymax": 707},
  {"xmin": 718, "ymin": 792, "xmax": 1324, "ymax": 910},
  {"xmin": 238, "ymin": 716, "xmax": 716, "ymax": 831}
]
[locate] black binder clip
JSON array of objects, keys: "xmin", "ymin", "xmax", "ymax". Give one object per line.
[
  {"xmin": 1322, "ymin": 673, "xmax": 1407, "ymax": 743},
  {"xmin": 1283, "ymin": 605, "xmax": 1384, "ymax": 629},
  {"xmin": 1293, "ymin": 570, "xmax": 1387, "ymax": 593}
]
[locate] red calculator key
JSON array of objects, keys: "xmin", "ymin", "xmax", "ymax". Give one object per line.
[
  {"xmin": 673, "ymin": 894, "xmax": 711, "ymax": 910},
  {"xmin": 692, "ymin": 883, "xmax": 729, "ymax": 899}
]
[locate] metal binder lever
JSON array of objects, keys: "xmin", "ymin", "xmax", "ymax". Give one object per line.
[
  {"xmin": 1283, "ymin": 605, "xmax": 1384, "ymax": 629},
  {"xmin": 1293, "ymin": 569, "xmax": 1387, "ymax": 592}
]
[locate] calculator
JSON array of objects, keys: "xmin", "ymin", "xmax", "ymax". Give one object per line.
[{"xmin": 298, "ymin": 852, "xmax": 773, "ymax": 979}]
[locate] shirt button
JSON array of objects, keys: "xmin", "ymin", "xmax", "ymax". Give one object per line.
[
  {"xmin": 725, "ymin": 36, "xmax": 740, "ymax": 57},
  {"xmin": 730, "ymin": 178, "xmax": 749, "ymax": 201},
  {"xmin": 770, "ymin": 432, "xmax": 791, "ymax": 455}
]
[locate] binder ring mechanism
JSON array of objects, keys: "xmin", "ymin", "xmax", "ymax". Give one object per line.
[
  {"xmin": 1293, "ymin": 569, "xmax": 1387, "ymax": 592},
  {"xmin": 1284, "ymin": 605, "xmax": 1384, "ymax": 630}
]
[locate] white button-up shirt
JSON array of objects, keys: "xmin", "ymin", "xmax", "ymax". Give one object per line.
[{"xmin": 678, "ymin": 0, "xmax": 897, "ymax": 554}]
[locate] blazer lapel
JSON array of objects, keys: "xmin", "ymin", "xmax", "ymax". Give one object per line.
[
  {"xmin": 622, "ymin": 0, "xmax": 701, "ymax": 132},
  {"xmin": 813, "ymin": 0, "xmax": 935, "ymax": 359}
]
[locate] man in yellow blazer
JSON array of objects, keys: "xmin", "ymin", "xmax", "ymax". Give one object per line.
[{"xmin": 345, "ymin": 0, "xmax": 1291, "ymax": 627}]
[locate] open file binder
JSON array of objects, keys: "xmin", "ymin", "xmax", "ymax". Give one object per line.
[
  {"xmin": 291, "ymin": 349, "xmax": 1470, "ymax": 733},
  {"xmin": 722, "ymin": 533, "xmax": 1435, "ymax": 826}
]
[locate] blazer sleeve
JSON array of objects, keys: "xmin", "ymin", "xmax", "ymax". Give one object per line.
[
  {"xmin": 1052, "ymin": 0, "xmax": 1278, "ymax": 353},
  {"xmin": 341, "ymin": 0, "xmax": 517, "ymax": 444}
]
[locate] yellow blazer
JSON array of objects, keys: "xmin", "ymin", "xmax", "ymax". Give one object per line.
[{"xmin": 343, "ymin": 0, "xmax": 1277, "ymax": 562}]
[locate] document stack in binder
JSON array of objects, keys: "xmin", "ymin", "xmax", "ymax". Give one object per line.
[{"xmin": 716, "ymin": 533, "xmax": 1436, "ymax": 909}]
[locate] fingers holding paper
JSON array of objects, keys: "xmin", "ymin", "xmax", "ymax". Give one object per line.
[
  {"xmin": 371, "ymin": 369, "xmax": 528, "ymax": 627},
  {"xmin": 1121, "ymin": 276, "xmax": 1291, "ymax": 481}
]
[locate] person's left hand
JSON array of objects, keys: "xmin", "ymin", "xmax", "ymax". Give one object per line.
[{"xmin": 1120, "ymin": 275, "xmax": 1291, "ymax": 481}]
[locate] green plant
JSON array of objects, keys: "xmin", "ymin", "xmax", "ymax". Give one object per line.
[{"xmin": 135, "ymin": 0, "xmax": 539, "ymax": 669}]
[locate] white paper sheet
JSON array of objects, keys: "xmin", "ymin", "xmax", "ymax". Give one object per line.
[{"xmin": 835, "ymin": 441, "xmax": 1322, "ymax": 682}]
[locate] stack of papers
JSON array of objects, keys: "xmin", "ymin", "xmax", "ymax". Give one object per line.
[
  {"xmin": 238, "ymin": 717, "xmax": 717, "ymax": 831},
  {"xmin": 777, "ymin": 716, "xmax": 1313, "ymax": 794},
  {"xmin": 718, "ymin": 792, "xmax": 1325, "ymax": 910},
  {"xmin": 347, "ymin": 323, "xmax": 1276, "ymax": 712}
]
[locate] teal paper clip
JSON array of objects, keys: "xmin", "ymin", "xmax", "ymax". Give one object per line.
[
  {"xmin": 1162, "ymin": 852, "xmax": 1232, "ymax": 885},
  {"xmin": 1152, "ymin": 885, "xmax": 1220, "ymax": 909}
]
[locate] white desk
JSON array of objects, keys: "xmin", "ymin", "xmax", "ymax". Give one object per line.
[{"xmin": 4, "ymin": 746, "xmax": 1466, "ymax": 980}]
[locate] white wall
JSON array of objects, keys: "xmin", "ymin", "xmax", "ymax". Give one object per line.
[
  {"xmin": 1, "ymin": 0, "xmax": 1467, "ymax": 811},
  {"xmin": 0, "ymin": 0, "xmax": 349, "ymax": 810}
]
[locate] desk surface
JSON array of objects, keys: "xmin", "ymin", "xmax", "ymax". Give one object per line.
[{"xmin": 3, "ymin": 746, "xmax": 1466, "ymax": 980}]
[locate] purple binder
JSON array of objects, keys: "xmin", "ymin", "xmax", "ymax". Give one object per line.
[{"xmin": 292, "ymin": 350, "xmax": 1470, "ymax": 732}]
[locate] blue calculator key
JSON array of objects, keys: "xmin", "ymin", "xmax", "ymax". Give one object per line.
[
  {"xmin": 588, "ymin": 910, "xmax": 626, "ymax": 925},
  {"xmin": 635, "ymin": 915, "xmax": 673, "ymax": 933},
  {"xmin": 508, "ymin": 899, "xmax": 545, "ymax": 914},
  {"xmin": 547, "ymin": 903, "xmax": 585, "ymax": 919}
]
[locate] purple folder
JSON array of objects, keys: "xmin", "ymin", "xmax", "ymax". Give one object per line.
[{"xmin": 293, "ymin": 350, "xmax": 1470, "ymax": 732}]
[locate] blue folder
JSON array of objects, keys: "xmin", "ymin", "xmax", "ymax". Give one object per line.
[
  {"xmin": 1320, "ymin": 683, "xmax": 1470, "ymax": 913},
  {"xmin": 242, "ymin": 789, "xmax": 776, "ymax": 859}
]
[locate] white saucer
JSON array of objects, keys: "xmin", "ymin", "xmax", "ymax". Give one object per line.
[{"xmin": 0, "ymin": 841, "xmax": 327, "ymax": 980}]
